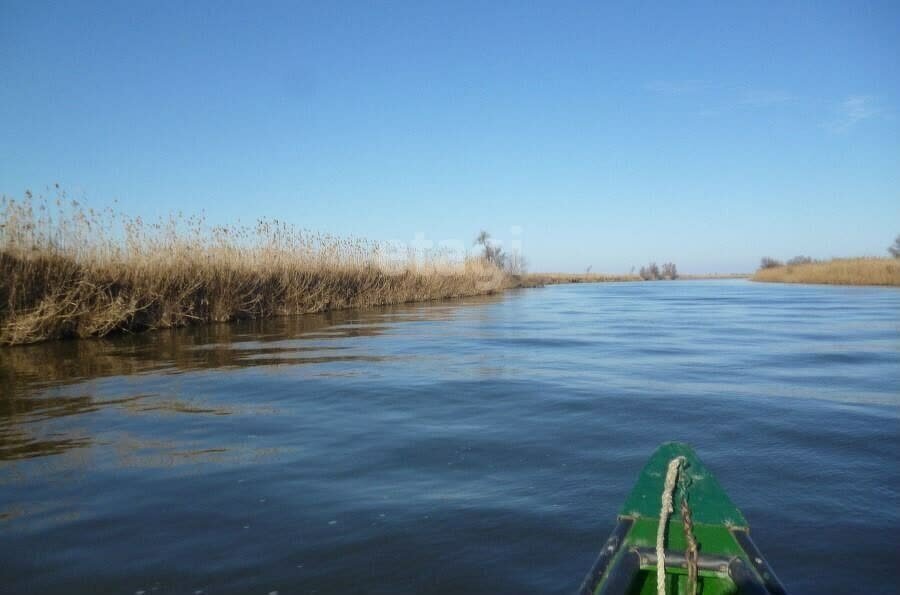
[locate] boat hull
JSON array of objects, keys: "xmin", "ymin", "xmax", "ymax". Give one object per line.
[{"xmin": 579, "ymin": 443, "xmax": 787, "ymax": 595}]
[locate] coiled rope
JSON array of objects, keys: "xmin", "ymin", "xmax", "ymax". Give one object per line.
[{"xmin": 656, "ymin": 456, "xmax": 699, "ymax": 595}]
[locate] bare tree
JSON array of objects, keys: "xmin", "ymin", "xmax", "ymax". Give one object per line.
[
  {"xmin": 661, "ymin": 262, "xmax": 678, "ymax": 280},
  {"xmin": 474, "ymin": 230, "xmax": 504, "ymax": 267},
  {"xmin": 760, "ymin": 257, "xmax": 783, "ymax": 269}
]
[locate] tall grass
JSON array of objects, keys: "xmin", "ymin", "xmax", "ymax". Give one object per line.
[
  {"xmin": 751, "ymin": 257, "xmax": 900, "ymax": 286},
  {"xmin": 0, "ymin": 191, "xmax": 507, "ymax": 344}
]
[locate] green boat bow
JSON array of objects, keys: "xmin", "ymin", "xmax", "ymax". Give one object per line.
[{"xmin": 579, "ymin": 443, "xmax": 787, "ymax": 595}]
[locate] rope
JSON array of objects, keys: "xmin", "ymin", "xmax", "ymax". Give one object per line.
[
  {"xmin": 655, "ymin": 456, "xmax": 699, "ymax": 595},
  {"xmin": 656, "ymin": 456, "xmax": 684, "ymax": 595},
  {"xmin": 679, "ymin": 468, "xmax": 699, "ymax": 595}
]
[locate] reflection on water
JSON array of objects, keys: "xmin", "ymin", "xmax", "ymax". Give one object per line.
[
  {"xmin": 1, "ymin": 307, "xmax": 395, "ymax": 390},
  {"xmin": 0, "ymin": 283, "xmax": 898, "ymax": 595},
  {"xmin": 0, "ymin": 304, "xmax": 441, "ymax": 461}
]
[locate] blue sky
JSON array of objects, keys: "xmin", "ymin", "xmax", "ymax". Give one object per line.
[{"xmin": 1, "ymin": 1, "xmax": 898, "ymax": 273}]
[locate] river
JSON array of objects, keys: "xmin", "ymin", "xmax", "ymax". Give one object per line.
[{"xmin": 1, "ymin": 280, "xmax": 898, "ymax": 594}]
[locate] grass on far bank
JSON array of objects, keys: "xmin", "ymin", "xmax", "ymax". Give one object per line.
[
  {"xmin": 0, "ymin": 192, "xmax": 507, "ymax": 345},
  {"xmin": 751, "ymin": 257, "xmax": 900, "ymax": 286},
  {"xmin": 513, "ymin": 272, "xmax": 749, "ymax": 286},
  {"xmin": 513, "ymin": 272, "xmax": 640, "ymax": 287}
]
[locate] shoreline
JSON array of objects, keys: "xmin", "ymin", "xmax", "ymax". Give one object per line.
[
  {"xmin": 0, "ymin": 254, "xmax": 749, "ymax": 347},
  {"xmin": 2, "ymin": 195, "xmax": 521, "ymax": 347},
  {"xmin": 0, "ymin": 250, "xmax": 512, "ymax": 346},
  {"xmin": 512, "ymin": 273, "xmax": 748, "ymax": 287},
  {"xmin": 750, "ymin": 258, "xmax": 900, "ymax": 287},
  {"xmin": 3, "ymin": 259, "xmax": 894, "ymax": 347},
  {"xmin": 0, "ymin": 262, "xmax": 642, "ymax": 346}
]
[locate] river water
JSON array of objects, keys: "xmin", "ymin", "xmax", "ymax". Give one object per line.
[{"xmin": 1, "ymin": 280, "xmax": 898, "ymax": 594}]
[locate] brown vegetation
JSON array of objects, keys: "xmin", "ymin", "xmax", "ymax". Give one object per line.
[
  {"xmin": 751, "ymin": 257, "xmax": 900, "ymax": 286},
  {"xmin": 0, "ymin": 192, "xmax": 507, "ymax": 345}
]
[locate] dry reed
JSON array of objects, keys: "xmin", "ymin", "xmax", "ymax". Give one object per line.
[
  {"xmin": 0, "ymin": 191, "xmax": 507, "ymax": 345},
  {"xmin": 751, "ymin": 258, "xmax": 900, "ymax": 286}
]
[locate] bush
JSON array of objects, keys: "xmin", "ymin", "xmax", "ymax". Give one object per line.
[
  {"xmin": 787, "ymin": 256, "xmax": 813, "ymax": 266},
  {"xmin": 639, "ymin": 262, "xmax": 660, "ymax": 280},
  {"xmin": 639, "ymin": 262, "xmax": 678, "ymax": 280},
  {"xmin": 503, "ymin": 251, "xmax": 527, "ymax": 275},
  {"xmin": 638, "ymin": 262, "xmax": 678, "ymax": 281}
]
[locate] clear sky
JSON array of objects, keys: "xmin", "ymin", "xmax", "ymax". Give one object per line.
[{"xmin": 2, "ymin": 1, "xmax": 898, "ymax": 273}]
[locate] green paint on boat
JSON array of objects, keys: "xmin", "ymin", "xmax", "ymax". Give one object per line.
[
  {"xmin": 620, "ymin": 442, "xmax": 747, "ymax": 529},
  {"xmin": 579, "ymin": 442, "xmax": 787, "ymax": 595}
]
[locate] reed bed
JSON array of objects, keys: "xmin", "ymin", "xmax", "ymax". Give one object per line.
[
  {"xmin": 751, "ymin": 258, "xmax": 900, "ymax": 286},
  {"xmin": 0, "ymin": 192, "xmax": 507, "ymax": 345}
]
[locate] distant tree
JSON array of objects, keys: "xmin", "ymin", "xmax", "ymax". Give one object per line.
[
  {"xmin": 474, "ymin": 230, "xmax": 505, "ymax": 267},
  {"xmin": 889, "ymin": 235, "xmax": 900, "ymax": 259},
  {"xmin": 787, "ymin": 255, "xmax": 813, "ymax": 266},
  {"xmin": 661, "ymin": 262, "xmax": 678, "ymax": 280},
  {"xmin": 760, "ymin": 257, "xmax": 783, "ymax": 269}
]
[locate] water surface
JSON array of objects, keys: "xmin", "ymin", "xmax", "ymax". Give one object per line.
[{"xmin": 1, "ymin": 280, "xmax": 898, "ymax": 594}]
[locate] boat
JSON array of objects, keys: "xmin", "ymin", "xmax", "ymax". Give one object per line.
[{"xmin": 579, "ymin": 442, "xmax": 788, "ymax": 595}]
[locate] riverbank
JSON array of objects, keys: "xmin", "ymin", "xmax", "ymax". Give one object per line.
[
  {"xmin": 751, "ymin": 258, "xmax": 900, "ymax": 286},
  {"xmin": 0, "ymin": 195, "xmax": 511, "ymax": 345},
  {"xmin": 1, "ymin": 251, "xmax": 508, "ymax": 345},
  {"xmin": 512, "ymin": 272, "xmax": 748, "ymax": 287}
]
